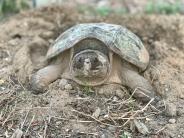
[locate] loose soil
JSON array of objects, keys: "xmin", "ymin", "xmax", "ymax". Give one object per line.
[{"xmin": 0, "ymin": 6, "xmax": 184, "ymax": 138}]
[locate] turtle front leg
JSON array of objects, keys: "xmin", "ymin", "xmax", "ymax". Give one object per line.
[
  {"xmin": 30, "ymin": 64, "xmax": 62, "ymax": 94},
  {"xmin": 121, "ymin": 67, "xmax": 155, "ymax": 102}
]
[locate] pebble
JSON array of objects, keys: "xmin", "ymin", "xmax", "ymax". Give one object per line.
[
  {"xmin": 40, "ymin": 31, "xmax": 54, "ymax": 39},
  {"xmin": 169, "ymin": 119, "xmax": 176, "ymax": 124},
  {"xmin": 59, "ymin": 79, "xmax": 68, "ymax": 89},
  {"xmin": 165, "ymin": 102, "xmax": 177, "ymax": 117},
  {"xmin": 108, "ymin": 126, "xmax": 116, "ymax": 132},
  {"xmin": 0, "ymin": 79, "xmax": 5, "ymax": 85},
  {"xmin": 64, "ymin": 84, "xmax": 73, "ymax": 90},
  {"xmin": 92, "ymin": 107, "xmax": 101, "ymax": 118},
  {"xmin": 8, "ymin": 39, "xmax": 18, "ymax": 46},
  {"xmin": 134, "ymin": 120, "xmax": 150, "ymax": 135}
]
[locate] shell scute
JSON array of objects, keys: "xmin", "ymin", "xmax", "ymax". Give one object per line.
[{"xmin": 46, "ymin": 23, "xmax": 149, "ymax": 71}]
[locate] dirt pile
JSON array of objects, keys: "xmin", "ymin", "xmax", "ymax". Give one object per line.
[{"xmin": 0, "ymin": 6, "xmax": 184, "ymax": 137}]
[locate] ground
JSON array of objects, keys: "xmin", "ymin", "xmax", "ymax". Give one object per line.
[{"xmin": 0, "ymin": 6, "xmax": 184, "ymax": 138}]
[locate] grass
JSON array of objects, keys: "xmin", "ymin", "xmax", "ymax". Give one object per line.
[
  {"xmin": 145, "ymin": 0, "xmax": 183, "ymax": 14},
  {"xmin": 0, "ymin": 0, "xmax": 29, "ymax": 16},
  {"xmin": 77, "ymin": 5, "xmax": 127, "ymax": 17},
  {"xmin": 77, "ymin": 1, "xmax": 183, "ymax": 16},
  {"xmin": 82, "ymin": 85, "xmax": 94, "ymax": 96}
]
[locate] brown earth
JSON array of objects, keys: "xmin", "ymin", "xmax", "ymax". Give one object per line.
[{"xmin": 0, "ymin": 6, "xmax": 184, "ymax": 138}]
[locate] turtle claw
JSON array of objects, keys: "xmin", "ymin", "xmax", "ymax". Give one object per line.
[{"xmin": 30, "ymin": 74, "xmax": 47, "ymax": 94}]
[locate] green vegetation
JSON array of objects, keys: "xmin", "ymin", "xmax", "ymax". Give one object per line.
[
  {"xmin": 96, "ymin": 6, "xmax": 127, "ymax": 16},
  {"xmin": 77, "ymin": 5, "xmax": 127, "ymax": 17},
  {"xmin": 82, "ymin": 85, "xmax": 94, "ymax": 96},
  {"xmin": 145, "ymin": 0, "xmax": 183, "ymax": 14},
  {"xmin": 95, "ymin": 6, "xmax": 112, "ymax": 16},
  {"xmin": 120, "ymin": 131, "xmax": 132, "ymax": 138},
  {"xmin": 0, "ymin": 0, "xmax": 29, "ymax": 16}
]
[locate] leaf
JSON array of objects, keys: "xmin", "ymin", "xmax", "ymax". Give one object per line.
[{"xmin": 134, "ymin": 119, "xmax": 150, "ymax": 135}]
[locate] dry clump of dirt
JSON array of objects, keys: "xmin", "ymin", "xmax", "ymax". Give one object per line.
[{"xmin": 0, "ymin": 6, "xmax": 184, "ymax": 137}]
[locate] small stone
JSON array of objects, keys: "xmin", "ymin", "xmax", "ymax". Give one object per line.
[
  {"xmin": 100, "ymin": 125, "xmax": 106, "ymax": 128},
  {"xmin": 92, "ymin": 107, "xmax": 101, "ymax": 118},
  {"xmin": 104, "ymin": 114, "xmax": 109, "ymax": 118},
  {"xmin": 40, "ymin": 31, "xmax": 54, "ymax": 39},
  {"xmin": 48, "ymin": 39, "xmax": 54, "ymax": 44},
  {"xmin": 146, "ymin": 118, "xmax": 151, "ymax": 121},
  {"xmin": 0, "ymin": 80, "xmax": 5, "ymax": 85},
  {"xmin": 108, "ymin": 126, "xmax": 116, "ymax": 132},
  {"xmin": 165, "ymin": 88, "xmax": 169, "ymax": 92},
  {"xmin": 134, "ymin": 120, "xmax": 150, "ymax": 135},
  {"xmin": 8, "ymin": 39, "xmax": 18, "ymax": 46},
  {"xmin": 168, "ymin": 119, "xmax": 176, "ymax": 124},
  {"xmin": 64, "ymin": 84, "xmax": 73, "ymax": 90},
  {"xmin": 56, "ymin": 121, "xmax": 62, "ymax": 125},
  {"xmin": 165, "ymin": 103, "xmax": 177, "ymax": 117},
  {"xmin": 59, "ymin": 79, "xmax": 68, "ymax": 89}
]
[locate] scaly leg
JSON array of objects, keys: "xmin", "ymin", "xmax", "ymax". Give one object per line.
[
  {"xmin": 30, "ymin": 64, "xmax": 62, "ymax": 93},
  {"xmin": 121, "ymin": 67, "xmax": 155, "ymax": 102}
]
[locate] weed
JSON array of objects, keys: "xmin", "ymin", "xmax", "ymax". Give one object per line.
[
  {"xmin": 145, "ymin": 0, "xmax": 183, "ymax": 14},
  {"xmin": 95, "ymin": 6, "xmax": 127, "ymax": 16},
  {"xmin": 82, "ymin": 85, "xmax": 94, "ymax": 96},
  {"xmin": 0, "ymin": 0, "xmax": 29, "ymax": 15},
  {"xmin": 95, "ymin": 6, "xmax": 112, "ymax": 16},
  {"xmin": 120, "ymin": 131, "xmax": 132, "ymax": 138}
]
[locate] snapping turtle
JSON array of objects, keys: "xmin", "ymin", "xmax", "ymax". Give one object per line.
[{"xmin": 31, "ymin": 23, "xmax": 155, "ymax": 102}]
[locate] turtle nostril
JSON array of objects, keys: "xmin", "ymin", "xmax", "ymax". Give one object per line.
[
  {"xmin": 79, "ymin": 58, "xmax": 82, "ymax": 63},
  {"xmin": 94, "ymin": 57, "xmax": 98, "ymax": 63}
]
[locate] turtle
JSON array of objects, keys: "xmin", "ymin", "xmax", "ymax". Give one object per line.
[{"xmin": 30, "ymin": 23, "xmax": 155, "ymax": 102}]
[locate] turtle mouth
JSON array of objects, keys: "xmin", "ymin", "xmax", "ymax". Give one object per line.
[{"xmin": 70, "ymin": 49, "xmax": 111, "ymax": 86}]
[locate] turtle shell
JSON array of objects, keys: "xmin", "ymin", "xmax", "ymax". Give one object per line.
[{"xmin": 46, "ymin": 23, "xmax": 149, "ymax": 71}]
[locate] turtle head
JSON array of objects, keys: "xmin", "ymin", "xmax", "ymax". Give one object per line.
[{"xmin": 71, "ymin": 50, "xmax": 110, "ymax": 86}]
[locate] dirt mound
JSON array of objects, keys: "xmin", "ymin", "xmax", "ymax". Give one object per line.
[{"xmin": 0, "ymin": 6, "xmax": 184, "ymax": 137}]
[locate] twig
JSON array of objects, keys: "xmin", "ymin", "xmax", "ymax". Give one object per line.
[
  {"xmin": 2, "ymin": 104, "xmax": 16, "ymax": 126},
  {"xmin": 108, "ymin": 87, "xmax": 148, "ymax": 106},
  {"xmin": 123, "ymin": 98, "xmax": 154, "ymax": 126},
  {"xmin": 100, "ymin": 113, "xmax": 156, "ymax": 121},
  {"xmin": 43, "ymin": 119, "xmax": 48, "ymax": 138},
  {"xmin": 156, "ymin": 126, "xmax": 166, "ymax": 134},
  {"xmin": 21, "ymin": 109, "xmax": 30, "ymax": 129},
  {"xmin": 150, "ymin": 65, "xmax": 161, "ymax": 83},
  {"xmin": 25, "ymin": 114, "xmax": 35, "ymax": 134},
  {"xmin": 78, "ymin": 132, "xmax": 98, "ymax": 136},
  {"xmin": 43, "ymin": 102, "xmax": 52, "ymax": 138},
  {"xmin": 51, "ymin": 116, "xmax": 94, "ymax": 123},
  {"xmin": 17, "ymin": 78, "xmax": 26, "ymax": 90},
  {"xmin": 72, "ymin": 109, "xmax": 122, "ymax": 127}
]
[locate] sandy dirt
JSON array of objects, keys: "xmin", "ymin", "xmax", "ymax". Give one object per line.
[{"xmin": 0, "ymin": 6, "xmax": 184, "ymax": 138}]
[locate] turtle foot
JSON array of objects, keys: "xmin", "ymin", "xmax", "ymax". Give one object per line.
[{"xmin": 30, "ymin": 73, "xmax": 47, "ymax": 94}]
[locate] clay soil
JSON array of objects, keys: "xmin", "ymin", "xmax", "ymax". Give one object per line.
[{"xmin": 0, "ymin": 6, "xmax": 184, "ymax": 138}]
